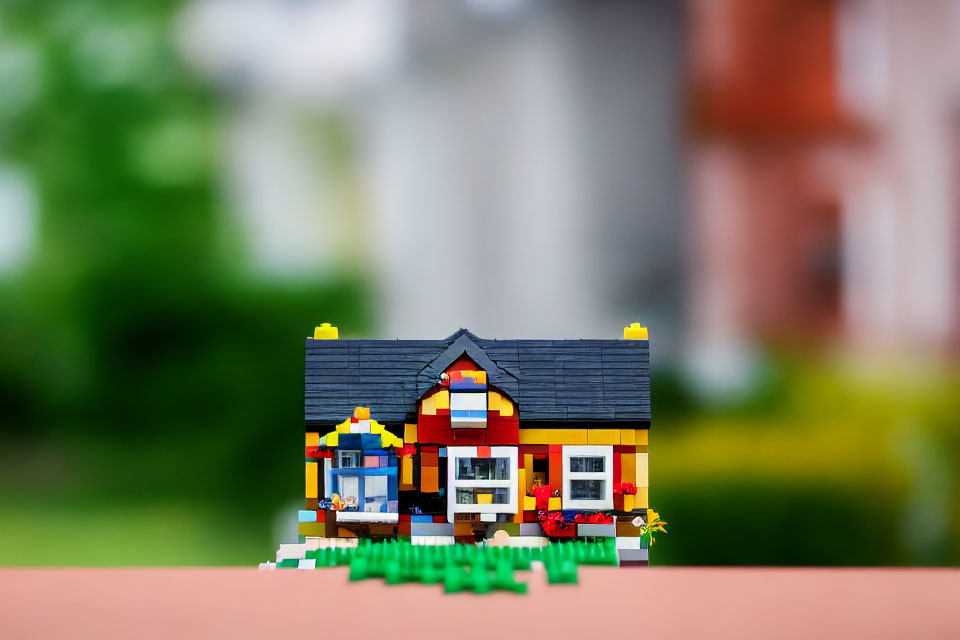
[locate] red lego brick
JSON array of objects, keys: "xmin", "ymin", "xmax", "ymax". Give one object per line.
[{"xmin": 477, "ymin": 445, "xmax": 491, "ymax": 458}]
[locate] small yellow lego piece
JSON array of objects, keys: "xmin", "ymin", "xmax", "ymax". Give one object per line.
[
  {"xmin": 354, "ymin": 407, "xmax": 370, "ymax": 419},
  {"xmin": 548, "ymin": 429, "xmax": 588, "ymax": 445},
  {"xmin": 636, "ymin": 487, "xmax": 648, "ymax": 508},
  {"xmin": 548, "ymin": 497, "xmax": 562, "ymax": 511},
  {"xmin": 623, "ymin": 322, "xmax": 648, "ymax": 340},
  {"xmin": 421, "ymin": 395, "xmax": 436, "ymax": 416},
  {"xmin": 620, "ymin": 429, "xmax": 635, "ymax": 446},
  {"xmin": 487, "ymin": 391, "xmax": 501, "ymax": 412},
  {"xmin": 370, "ymin": 420, "xmax": 384, "ymax": 434},
  {"xmin": 477, "ymin": 493, "xmax": 493, "ymax": 504},
  {"xmin": 404, "ymin": 423, "xmax": 418, "ymax": 443},
  {"xmin": 473, "ymin": 371, "xmax": 487, "ymax": 384},
  {"xmin": 298, "ymin": 522, "xmax": 325, "ymax": 537},
  {"xmin": 325, "ymin": 432, "xmax": 338, "ymax": 447},
  {"xmin": 523, "ymin": 495, "xmax": 536, "ymax": 511},
  {"xmin": 519, "ymin": 429, "xmax": 548, "ymax": 444},
  {"xmin": 636, "ymin": 429, "xmax": 649, "ymax": 445},
  {"xmin": 380, "ymin": 432, "xmax": 402, "ymax": 449},
  {"xmin": 435, "ymin": 389, "xmax": 449, "ymax": 410},
  {"xmin": 587, "ymin": 429, "xmax": 620, "ymax": 445},
  {"xmin": 305, "ymin": 462, "xmax": 318, "ymax": 498},
  {"xmin": 637, "ymin": 452, "xmax": 649, "ymax": 486},
  {"xmin": 401, "ymin": 457, "xmax": 413, "ymax": 485},
  {"xmin": 305, "ymin": 432, "xmax": 320, "ymax": 447},
  {"xmin": 335, "ymin": 420, "xmax": 350, "ymax": 434},
  {"xmin": 312, "ymin": 323, "xmax": 339, "ymax": 340},
  {"xmin": 499, "ymin": 397, "xmax": 514, "ymax": 417},
  {"xmin": 621, "ymin": 453, "xmax": 636, "ymax": 484}
]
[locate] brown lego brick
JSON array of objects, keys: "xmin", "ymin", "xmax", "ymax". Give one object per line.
[
  {"xmin": 421, "ymin": 451, "xmax": 439, "ymax": 466},
  {"xmin": 369, "ymin": 524, "xmax": 397, "ymax": 536},
  {"xmin": 305, "ymin": 498, "xmax": 318, "ymax": 510}
]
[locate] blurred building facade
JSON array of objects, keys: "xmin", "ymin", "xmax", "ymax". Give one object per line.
[
  {"xmin": 687, "ymin": 0, "xmax": 960, "ymax": 367},
  {"xmin": 178, "ymin": 0, "xmax": 686, "ymax": 350}
]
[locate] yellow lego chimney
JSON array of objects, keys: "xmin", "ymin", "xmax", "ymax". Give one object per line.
[
  {"xmin": 623, "ymin": 322, "xmax": 648, "ymax": 340},
  {"xmin": 312, "ymin": 323, "xmax": 339, "ymax": 340}
]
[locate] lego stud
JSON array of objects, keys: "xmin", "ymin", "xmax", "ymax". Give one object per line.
[
  {"xmin": 623, "ymin": 322, "xmax": 648, "ymax": 340},
  {"xmin": 354, "ymin": 407, "xmax": 370, "ymax": 420},
  {"xmin": 313, "ymin": 323, "xmax": 339, "ymax": 340}
]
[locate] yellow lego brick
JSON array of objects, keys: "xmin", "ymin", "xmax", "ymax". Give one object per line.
[
  {"xmin": 487, "ymin": 391, "xmax": 501, "ymax": 412},
  {"xmin": 380, "ymin": 432, "xmax": 402, "ymax": 449},
  {"xmin": 312, "ymin": 323, "xmax": 338, "ymax": 340},
  {"xmin": 499, "ymin": 397, "xmax": 514, "ymax": 417},
  {"xmin": 523, "ymin": 454, "xmax": 533, "ymax": 480},
  {"xmin": 435, "ymin": 389, "xmax": 449, "ymax": 410},
  {"xmin": 404, "ymin": 423, "xmax": 418, "ymax": 443},
  {"xmin": 305, "ymin": 432, "xmax": 320, "ymax": 447},
  {"xmin": 325, "ymin": 432, "xmax": 338, "ymax": 447},
  {"xmin": 305, "ymin": 462, "xmax": 318, "ymax": 499},
  {"xmin": 519, "ymin": 429, "xmax": 548, "ymax": 444},
  {"xmin": 517, "ymin": 468, "xmax": 526, "ymax": 501},
  {"xmin": 548, "ymin": 497, "xmax": 562, "ymax": 511},
  {"xmin": 421, "ymin": 467, "xmax": 439, "ymax": 493},
  {"xmin": 421, "ymin": 395, "xmax": 436, "ymax": 416},
  {"xmin": 335, "ymin": 420, "xmax": 350, "ymax": 434},
  {"xmin": 354, "ymin": 406, "xmax": 370, "ymax": 419},
  {"xmin": 636, "ymin": 487, "xmax": 648, "ymax": 509},
  {"xmin": 636, "ymin": 430, "xmax": 649, "ymax": 445},
  {"xmin": 620, "ymin": 429, "xmax": 635, "ymax": 446},
  {"xmin": 621, "ymin": 453, "xmax": 636, "ymax": 484},
  {"xmin": 587, "ymin": 429, "xmax": 620, "ymax": 445},
  {"xmin": 637, "ymin": 453, "xmax": 648, "ymax": 487},
  {"xmin": 623, "ymin": 494, "xmax": 636, "ymax": 512},
  {"xmin": 370, "ymin": 420, "xmax": 384, "ymax": 434},
  {"xmin": 477, "ymin": 493, "xmax": 493, "ymax": 504},
  {"xmin": 548, "ymin": 429, "xmax": 588, "ymax": 445},
  {"xmin": 401, "ymin": 457, "xmax": 413, "ymax": 486},
  {"xmin": 471, "ymin": 370, "xmax": 486, "ymax": 384},
  {"xmin": 298, "ymin": 522, "xmax": 325, "ymax": 537},
  {"xmin": 623, "ymin": 322, "xmax": 648, "ymax": 340},
  {"xmin": 523, "ymin": 495, "xmax": 536, "ymax": 511}
]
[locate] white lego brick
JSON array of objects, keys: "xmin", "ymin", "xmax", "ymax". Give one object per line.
[
  {"xmin": 336, "ymin": 511, "xmax": 399, "ymax": 524},
  {"xmin": 276, "ymin": 543, "xmax": 308, "ymax": 562},
  {"xmin": 518, "ymin": 523, "xmax": 544, "ymax": 536},
  {"xmin": 489, "ymin": 446, "xmax": 516, "ymax": 458},
  {"xmin": 505, "ymin": 536, "xmax": 549, "ymax": 548},
  {"xmin": 616, "ymin": 537, "xmax": 645, "ymax": 549},
  {"xmin": 411, "ymin": 535, "xmax": 454, "ymax": 546},
  {"xmin": 355, "ymin": 419, "xmax": 371, "ymax": 434},
  {"xmin": 479, "ymin": 512, "xmax": 497, "ymax": 522},
  {"xmin": 577, "ymin": 523, "xmax": 616, "ymax": 537},
  {"xmin": 618, "ymin": 548, "xmax": 649, "ymax": 561},
  {"xmin": 410, "ymin": 522, "xmax": 455, "ymax": 536},
  {"xmin": 297, "ymin": 558, "xmax": 316, "ymax": 570}
]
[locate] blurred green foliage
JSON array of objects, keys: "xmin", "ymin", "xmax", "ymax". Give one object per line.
[{"xmin": 0, "ymin": 0, "xmax": 368, "ymax": 564}]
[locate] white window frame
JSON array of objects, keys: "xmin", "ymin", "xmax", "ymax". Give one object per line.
[
  {"xmin": 446, "ymin": 446, "xmax": 517, "ymax": 522},
  {"xmin": 562, "ymin": 445, "xmax": 614, "ymax": 510}
]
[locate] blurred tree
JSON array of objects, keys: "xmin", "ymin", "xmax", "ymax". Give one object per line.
[{"xmin": 0, "ymin": 0, "xmax": 368, "ymax": 516}]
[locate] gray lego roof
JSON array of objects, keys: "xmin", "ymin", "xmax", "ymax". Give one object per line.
[{"xmin": 305, "ymin": 329, "xmax": 650, "ymax": 427}]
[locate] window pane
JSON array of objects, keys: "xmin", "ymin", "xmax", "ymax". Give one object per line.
[
  {"xmin": 339, "ymin": 451, "xmax": 362, "ymax": 468},
  {"xmin": 455, "ymin": 488, "xmax": 510, "ymax": 504},
  {"xmin": 338, "ymin": 475, "xmax": 360, "ymax": 509},
  {"xmin": 569, "ymin": 456, "xmax": 604, "ymax": 473},
  {"xmin": 364, "ymin": 475, "xmax": 388, "ymax": 513},
  {"xmin": 456, "ymin": 457, "xmax": 509, "ymax": 480},
  {"xmin": 570, "ymin": 479, "xmax": 604, "ymax": 500}
]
